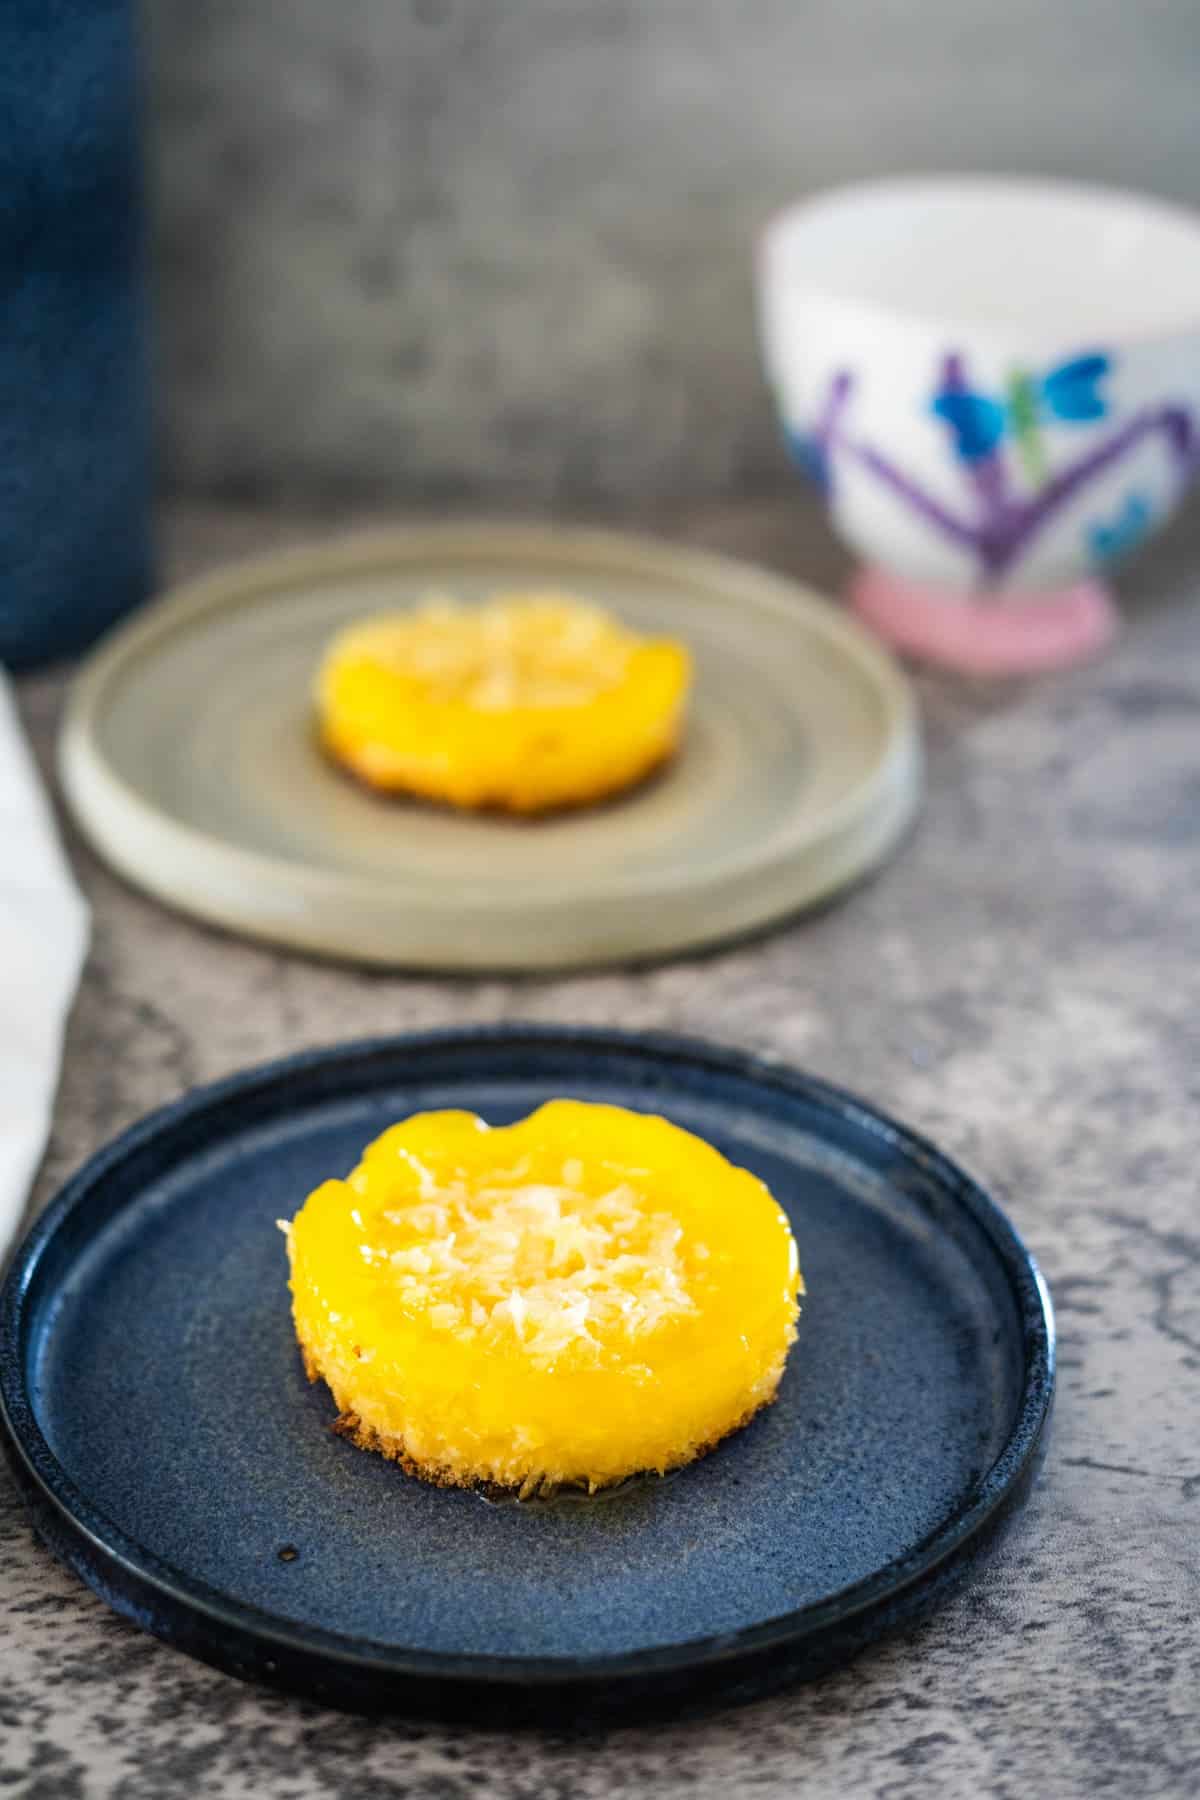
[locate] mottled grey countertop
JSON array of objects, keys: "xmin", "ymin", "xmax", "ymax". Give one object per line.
[{"xmin": 4, "ymin": 499, "xmax": 1200, "ymax": 1798}]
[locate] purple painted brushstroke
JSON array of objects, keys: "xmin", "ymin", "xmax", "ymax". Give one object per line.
[
  {"xmin": 941, "ymin": 351, "xmax": 1011, "ymax": 518},
  {"xmin": 811, "ymin": 370, "xmax": 854, "ymax": 476},
  {"xmin": 846, "ymin": 441, "xmax": 980, "ymax": 551},
  {"xmin": 992, "ymin": 404, "xmax": 1195, "ymax": 574}
]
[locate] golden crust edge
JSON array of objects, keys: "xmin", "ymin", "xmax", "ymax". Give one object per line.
[
  {"xmin": 297, "ymin": 1329, "xmax": 792, "ymax": 1497},
  {"xmin": 317, "ymin": 727, "xmax": 683, "ymax": 815}
]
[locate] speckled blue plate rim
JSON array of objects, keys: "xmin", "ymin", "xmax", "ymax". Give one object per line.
[{"xmin": 0, "ymin": 1025, "xmax": 1055, "ymax": 1711}]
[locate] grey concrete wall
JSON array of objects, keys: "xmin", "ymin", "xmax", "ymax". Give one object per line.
[{"xmin": 145, "ymin": 0, "xmax": 1200, "ymax": 505}]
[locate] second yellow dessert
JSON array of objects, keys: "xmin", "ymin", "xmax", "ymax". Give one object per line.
[{"xmin": 316, "ymin": 592, "xmax": 692, "ymax": 814}]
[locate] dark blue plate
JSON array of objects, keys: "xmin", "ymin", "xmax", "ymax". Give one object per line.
[{"xmin": 0, "ymin": 1028, "xmax": 1053, "ymax": 1720}]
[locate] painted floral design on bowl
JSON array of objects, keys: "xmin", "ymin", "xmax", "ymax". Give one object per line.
[{"xmin": 792, "ymin": 348, "xmax": 1195, "ymax": 585}]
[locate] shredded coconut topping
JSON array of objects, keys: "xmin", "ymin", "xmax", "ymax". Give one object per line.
[
  {"xmin": 345, "ymin": 595, "xmax": 638, "ymax": 712},
  {"xmin": 373, "ymin": 1154, "xmax": 696, "ymax": 1365}
]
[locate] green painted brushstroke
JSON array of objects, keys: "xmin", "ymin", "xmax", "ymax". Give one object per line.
[{"xmin": 1006, "ymin": 369, "xmax": 1047, "ymax": 487}]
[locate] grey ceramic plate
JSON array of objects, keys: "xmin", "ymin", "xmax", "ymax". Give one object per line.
[
  {"xmin": 60, "ymin": 523, "xmax": 921, "ymax": 970},
  {"xmin": 0, "ymin": 1030, "xmax": 1053, "ymax": 1722}
]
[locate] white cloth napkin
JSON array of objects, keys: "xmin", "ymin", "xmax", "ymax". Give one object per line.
[{"xmin": 0, "ymin": 672, "xmax": 88, "ymax": 1259}]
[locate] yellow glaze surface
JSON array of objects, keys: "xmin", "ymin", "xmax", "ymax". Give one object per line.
[
  {"xmin": 315, "ymin": 593, "xmax": 691, "ymax": 813},
  {"xmin": 283, "ymin": 1101, "xmax": 802, "ymax": 1492}
]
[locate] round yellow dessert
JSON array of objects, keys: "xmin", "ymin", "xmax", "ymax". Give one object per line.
[
  {"xmin": 282, "ymin": 1101, "xmax": 802, "ymax": 1494},
  {"xmin": 315, "ymin": 593, "xmax": 692, "ymax": 813}
]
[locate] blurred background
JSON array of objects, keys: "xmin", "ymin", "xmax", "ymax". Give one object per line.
[{"xmin": 147, "ymin": 0, "xmax": 1200, "ymax": 510}]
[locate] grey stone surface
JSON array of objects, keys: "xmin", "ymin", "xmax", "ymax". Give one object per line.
[
  {"xmin": 143, "ymin": 0, "xmax": 1200, "ymax": 504},
  {"xmin": 4, "ymin": 495, "xmax": 1200, "ymax": 1795}
]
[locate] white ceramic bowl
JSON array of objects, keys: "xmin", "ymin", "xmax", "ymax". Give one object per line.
[{"xmin": 758, "ymin": 177, "xmax": 1200, "ymax": 631}]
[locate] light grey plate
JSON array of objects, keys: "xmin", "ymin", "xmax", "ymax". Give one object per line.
[{"xmin": 60, "ymin": 523, "xmax": 922, "ymax": 970}]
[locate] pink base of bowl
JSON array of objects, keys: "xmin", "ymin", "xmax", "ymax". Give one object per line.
[{"xmin": 849, "ymin": 566, "xmax": 1118, "ymax": 675}]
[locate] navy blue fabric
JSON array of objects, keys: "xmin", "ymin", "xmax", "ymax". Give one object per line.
[{"xmin": 0, "ymin": 0, "xmax": 153, "ymax": 669}]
